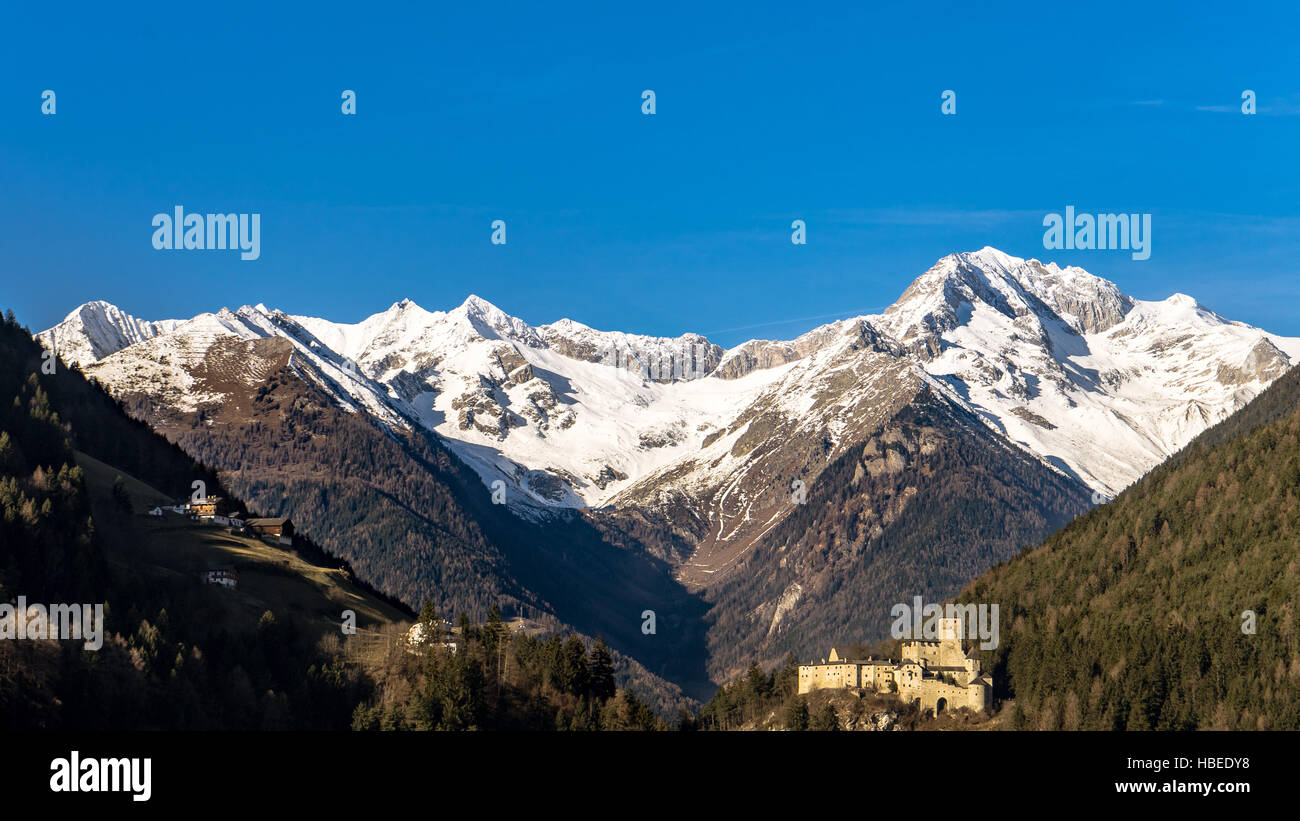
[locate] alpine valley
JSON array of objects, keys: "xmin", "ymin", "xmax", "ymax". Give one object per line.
[{"xmin": 36, "ymin": 247, "xmax": 1300, "ymax": 698}]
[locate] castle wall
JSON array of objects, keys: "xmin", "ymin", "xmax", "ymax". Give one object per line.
[
  {"xmin": 912, "ymin": 680, "xmax": 978, "ymax": 714},
  {"xmin": 797, "ymin": 663, "xmax": 861, "ymax": 694}
]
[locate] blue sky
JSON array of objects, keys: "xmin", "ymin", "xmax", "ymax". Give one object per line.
[{"xmin": 3, "ymin": 1, "xmax": 1300, "ymax": 347}]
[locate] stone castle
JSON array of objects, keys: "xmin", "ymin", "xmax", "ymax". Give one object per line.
[{"xmin": 797, "ymin": 618, "xmax": 992, "ymax": 714}]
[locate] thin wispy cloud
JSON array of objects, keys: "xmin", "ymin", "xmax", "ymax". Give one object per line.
[
  {"xmin": 1123, "ymin": 94, "xmax": 1300, "ymax": 115},
  {"xmin": 1190, "ymin": 95, "xmax": 1300, "ymax": 115}
]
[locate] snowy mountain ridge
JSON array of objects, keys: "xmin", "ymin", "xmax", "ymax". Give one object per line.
[{"xmin": 36, "ymin": 247, "xmax": 1299, "ymax": 524}]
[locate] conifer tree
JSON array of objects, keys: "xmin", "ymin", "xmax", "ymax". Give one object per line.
[
  {"xmin": 588, "ymin": 637, "xmax": 616, "ymax": 702},
  {"xmin": 419, "ymin": 600, "xmax": 438, "ymax": 627},
  {"xmin": 812, "ymin": 703, "xmax": 839, "ymax": 732},
  {"xmin": 786, "ymin": 697, "xmax": 810, "ymax": 731}
]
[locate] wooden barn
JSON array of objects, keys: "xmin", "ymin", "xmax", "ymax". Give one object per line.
[{"xmin": 246, "ymin": 517, "xmax": 294, "ymax": 545}]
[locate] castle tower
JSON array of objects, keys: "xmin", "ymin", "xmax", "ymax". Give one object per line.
[
  {"xmin": 937, "ymin": 617, "xmax": 965, "ymax": 668},
  {"xmin": 937, "ymin": 617, "xmax": 962, "ymax": 640}
]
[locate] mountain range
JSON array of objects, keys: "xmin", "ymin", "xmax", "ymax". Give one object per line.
[{"xmin": 36, "ymin": 246, "xmax": 1300, "ymax": 688}]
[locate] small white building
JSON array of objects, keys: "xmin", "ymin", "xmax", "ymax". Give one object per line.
[
  {"xmin": 405, "ymin": 621, "xmax": 458, "ymax": 654},
  {"xmin": 201, "ymin": 565, "xmax": 238, "ymax": 588}
]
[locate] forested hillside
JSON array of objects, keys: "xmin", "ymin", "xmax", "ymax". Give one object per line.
[
  {"xmin": 352, "ymin": 608, "xmax": 667, "ymax": 730},
  {"xmin": 0, "ymin": 310, "xmax": 388, "ymax": 728},
  {"xmin": 960, "ymin": 363, "xmax": 1300, "ymax": 730}
]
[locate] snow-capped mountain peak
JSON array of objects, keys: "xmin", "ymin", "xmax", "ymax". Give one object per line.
[
  {"xmin": 872, "ymin": 248, "xmax": 1299, "ymax": 495},
  {"xmin": 878, "ymin": 248, "xmax": 1135, "ymax": 354},
  {"xmin": 447, "ymin": 294, "xmax": 543, "ymax": 346},
  {"xmin": 36, "ymin": 300, "xmax": 182, "ymax": 368}
]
